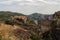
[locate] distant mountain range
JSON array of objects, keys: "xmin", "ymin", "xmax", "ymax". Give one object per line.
[
  {"xmin": 0, "ymin": 11, "xmax": 52, "ymax": 20},
  {"xmin": 28, "ymin": 13, "xmax": 52, "ymax": 20}
]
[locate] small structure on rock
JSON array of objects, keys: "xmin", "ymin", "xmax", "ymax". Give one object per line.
[{"xmin": 11, "ymin": 15, "xmax": 28, "ymax": 24}]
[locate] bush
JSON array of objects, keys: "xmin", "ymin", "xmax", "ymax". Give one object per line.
[
  {"xmin": 5, "ymin": 20, "xmax": 14, "ymax": 26},
  {"xmin": 30, "ymin": 34, "xmax": 40, "ymax": 40}
]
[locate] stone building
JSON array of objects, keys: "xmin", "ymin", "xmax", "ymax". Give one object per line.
[{"xmin": 11, "ymin": 15, "xmax": 28, "ymax": 24}]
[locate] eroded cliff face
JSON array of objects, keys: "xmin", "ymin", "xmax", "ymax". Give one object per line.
[
  {"xmin": 51, "ymin": 11, "xmax": 60, "ymax": 29},
  {"xmin": 50, "ymin": 11, "xmax": 60, "ymax": 40},
  {"xmin": 42, "ymin": 11, "xmax": 60, "ymax": 40}
]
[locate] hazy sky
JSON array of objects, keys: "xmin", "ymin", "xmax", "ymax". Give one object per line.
[{"xmin": 0, "ymin": 0, "xmax": 60, "ymax": 15}]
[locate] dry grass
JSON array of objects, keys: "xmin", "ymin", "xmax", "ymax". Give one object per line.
[
  {"xmin": 0, "ymin": 23, "xmax": 16, "ymax": 40},
  {"xmin": 0, "ymin": 22, "xmax": 31, "ymax": 40}
]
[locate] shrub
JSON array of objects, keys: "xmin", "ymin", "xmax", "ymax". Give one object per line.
[
  {"xmin": 5, "ymin": 20, "xmax": 14, "ymax": 26},
  {"xmin": 30, "ymin": 34, "xmax": 40, "ymax": 40}
]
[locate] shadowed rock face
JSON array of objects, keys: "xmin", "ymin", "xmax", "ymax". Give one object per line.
[
  {"xmin": 53, "ymin": 11, "xmax": 60, "ymax": 27},
  {"xmin": 42, "ymin": 11, "xmax": 60, "ymax": 40}
]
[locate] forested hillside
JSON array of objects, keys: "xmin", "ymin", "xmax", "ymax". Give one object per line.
[{"xmin": 0, "ymin": 11, "xmax": 24, "ymax": 20}]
